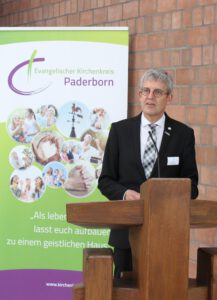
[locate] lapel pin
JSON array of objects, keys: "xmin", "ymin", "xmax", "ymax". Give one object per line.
[
  {"xmin": 168, "ymin": 127, "xmax": 171, "ymax": 130},
  {"xmin": 165, "ymin": 131, "xmax": 170, "ymax": 136}
]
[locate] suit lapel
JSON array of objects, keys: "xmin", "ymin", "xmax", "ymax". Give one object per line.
[
  {"xmin": 131, "ymin": 114, "xmax": 146, "ymax": 178},
  {"xmin": 159, "ymin": 115, "xmax": 173, "ymax": 161},
  {"xmin": 152, "ymin": 114, "xmax": 174, "ymax": 176}
]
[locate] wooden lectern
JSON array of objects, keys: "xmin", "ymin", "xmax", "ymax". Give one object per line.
[{"xmin": 66, "ymin": 179, "xmax": 217, "ymax": 300}]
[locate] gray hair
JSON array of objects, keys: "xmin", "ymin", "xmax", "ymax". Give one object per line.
[{"xmin": 140, "ymin": 69, "xmax": 173, "ymax": 94}]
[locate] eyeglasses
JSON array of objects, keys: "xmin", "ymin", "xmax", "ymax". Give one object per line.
[{"xmin": 140, "ymin": 87, "xmax": 169, "ymax": 98}]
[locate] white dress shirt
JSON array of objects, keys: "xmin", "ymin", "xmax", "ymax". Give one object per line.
[{"xmin": 140, "ymin": 113, "xmax": 165, "ymax": 163}]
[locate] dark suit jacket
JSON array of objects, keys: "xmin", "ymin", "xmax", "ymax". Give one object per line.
[{"xmin": 98, "ymin": 113, "xmax": 199, "ymax": 249}]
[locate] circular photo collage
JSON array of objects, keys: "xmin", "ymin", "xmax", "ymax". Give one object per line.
[{"xmin": 7, "ymin": 102, "xmax": 110, "ymax": 202}]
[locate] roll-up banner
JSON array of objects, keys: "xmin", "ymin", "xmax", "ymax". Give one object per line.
[{"xmin": 0, "ymin": 27, "xmax": 128, "ymax": 300}]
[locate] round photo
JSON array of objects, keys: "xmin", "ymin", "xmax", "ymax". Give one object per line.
[
  {"xmin": 9, "ymin": 145, "xmax": 34, "ymax": 170},
  {"xmin": 79, "ymin": 129, "xmax": 109, "ymax": 164},
  {"xmin": 63, "ymin": 161, "xmax": 97, "ymax": 198},
  {"xmin": 7, "ymin": 108, "xmax": 40, "ymax": 144},
  {"xmin": 56, "ymin": 101, "xmax": 91, "ymax": 139},
  {"xmin": 42, "ymin": 162, "xmax": 68, "ymax": 188},
  {"xmin": 32, "ymin": 131, "xmax": 64, "ymax": 165},
  {"xmin": 10, "ymin": 166, "xmax": 45, "ymax": 202},
  {"xmin": 90, "ymin": 107, "xmax": 110, "ymax": 131},
  {"xmin": 35, "ymin": 104, "xmax": 58, "ymax": 128},
  {"xmin": 61, "ymin": 140, "xmax": 83, "ymax": 164}
]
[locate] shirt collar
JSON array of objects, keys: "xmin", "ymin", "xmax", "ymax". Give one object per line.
[{"xmin": 141, "ymin": 113, "xmax": 165, "ymax": 128}]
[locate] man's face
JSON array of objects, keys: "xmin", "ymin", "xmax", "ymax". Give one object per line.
[{"xmin": 139, "ymin": 80, "xmax": 173, "ymax": 122}]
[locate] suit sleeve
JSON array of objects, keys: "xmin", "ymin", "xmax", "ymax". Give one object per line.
[
  {"xmin": 98, "ymin": 123, "xmax": 127, "ymax": 200},
  {"xmin": 180, "ymin": 128, "xmax": 198, "ymax": 199}
]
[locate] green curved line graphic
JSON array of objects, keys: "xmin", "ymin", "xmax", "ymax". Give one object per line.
[{"xmin": 28, "ymin": 50, "xmax": 37, "ymax": 79}]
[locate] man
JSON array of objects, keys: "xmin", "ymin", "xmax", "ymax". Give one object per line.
[{"xmin": 98, "ymin": 69, "xmax": 199, "ymax": 278}]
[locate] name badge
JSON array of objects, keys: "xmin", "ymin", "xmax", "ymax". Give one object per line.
[{"xmin": 167, "ymin": 156, "xmax": 179, "ymax": 166}]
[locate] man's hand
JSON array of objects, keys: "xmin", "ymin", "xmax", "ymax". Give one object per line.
[{"xmin": 124, "ymin": 189, "xmax": 140, "ymax": 200}]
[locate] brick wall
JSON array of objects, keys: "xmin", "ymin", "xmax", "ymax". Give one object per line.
[{"xmin": 0, "ymin": 0, "xmax": 217, "ymax": 277}]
